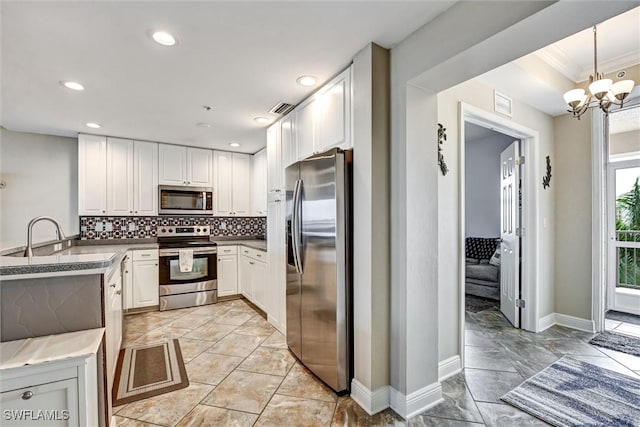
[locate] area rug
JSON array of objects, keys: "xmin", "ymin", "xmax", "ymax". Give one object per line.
[
  {"xmin": 465, "ymin": 294, "xmax": 499, "ymax": 313},
  {"xmin": 501, "ymin": 356, "xmax": 640, "ymax": 427},
  {"xmin": 112, "ymin": 339, "xmax": 189, "ymax": 406},
  {"xmin": 606, "ymin": 310, "xmax": 640, "ymax": 326},
  {"xmin": 588, "ymin": 331, "xmax": 640, "ymax": 357}
]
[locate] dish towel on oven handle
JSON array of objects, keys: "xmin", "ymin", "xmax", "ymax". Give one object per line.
[{"xmin": 179, "ymin": 249, "xmax": 194, "ymax": 272}]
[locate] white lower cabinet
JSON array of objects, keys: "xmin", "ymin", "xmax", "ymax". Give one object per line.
[
  {"xmin": 217, "ymin": 247, "xmax": 238, "ymax": 297},
  {"xmin": 124, "ymin": 250, "xmax": 159, "ymax": 310},
  {"xmin": 238, "ymin": 248, "xmax": 268, "ymax": 311},
  {"xmin": 0, "ymin": 354, "xmax": 99, "ymax": 427}
]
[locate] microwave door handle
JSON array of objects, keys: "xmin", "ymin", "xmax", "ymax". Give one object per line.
[{"xmin": 202, "ymin": 191, "xmax": 206, "ymax": 212}]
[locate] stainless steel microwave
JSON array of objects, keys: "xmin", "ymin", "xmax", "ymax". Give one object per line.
[{"xmin": 159, "ymin": 186, "xmax": 213, "ymax": 215}]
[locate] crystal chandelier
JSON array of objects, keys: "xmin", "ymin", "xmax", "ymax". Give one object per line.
[{"xmin": 563, "ymin": 26, "xmax": 635, "ymax": 119}]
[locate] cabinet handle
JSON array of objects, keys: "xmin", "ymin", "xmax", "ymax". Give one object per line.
[
  {"xmin": 135, "ymin": 211, "xmax": 138, "ymax": 214},
  {"xmin": 256, "ymin": 254, "xmax": 262, "ymax": 257},
  {"xmin": 155, "ymin": 263, "xmax": 158, "ymax": 267},
  {"xmin": 116, "ymin": 290, "xmax": 121, "ymax": 295},
  {"xmin": 130, "ymin": 211, "xmax": 133, "ymax": 214},
  {"xmin": 125, "ymin": 270, "xmax": 129, "ymax": 274},
  {"xmin": 110, "ymin": 284, "xmax": 116, "ymax": 288},
  {"xmin": 249, "ymin": 261, "xmax": 255, "ymax": 265},
  {"xmin": 22, "ymin": 391, "xmax": 33, "ymax": 400},
  {"xmin": 140, "ymin": 253, "xmax": 150, "ymax": 257},
  {"xmin": 102, "ymin": 210, "xmax": 106, "ymax": 214}
]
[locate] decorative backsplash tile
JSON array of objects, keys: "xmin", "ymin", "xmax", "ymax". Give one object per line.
[{"xmin": 80, "ymin": 216, "xmax": 266, "ymax": 240}]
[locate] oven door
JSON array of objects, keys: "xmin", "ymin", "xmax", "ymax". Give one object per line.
[{"xmin": 159, "ymin": 248, "xmax": 217, "ymax": 295}]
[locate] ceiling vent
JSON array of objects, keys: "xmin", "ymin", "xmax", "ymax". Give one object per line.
[{"xmin": 269, "ymin": 102, "xmax": 295, "ymax": 115}]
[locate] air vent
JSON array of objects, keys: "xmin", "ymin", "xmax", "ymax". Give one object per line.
[{"xmin": 269, "ymin": 102, "xmax": 295, "ymax": 115}]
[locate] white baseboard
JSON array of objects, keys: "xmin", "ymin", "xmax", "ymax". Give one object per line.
[
  {"xmin": 538, "ymin": 313, "xmax": 556, "ymax": 332},
  {"xmin": 350, "ymin": 379, "xmax": 390, "ymax": 416},
  {"xmin": 538, "ymin": 313, "xmax": 595, "ymax": 333},
  {"xmin": 389, "ymin": 382, "xmax": 443, "ymax": 419},
  {"xmin": 438, "ymin": 356, "xmax": 461, "ymax": 382}
]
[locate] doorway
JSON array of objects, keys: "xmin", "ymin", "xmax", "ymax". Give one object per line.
[
  {"xmin": 459, "ymin": 103, "xmax": 540, "ymax": 350},
  {"xmin": 604, "ymin": 103, "xmax": 640, "ymax": 333}
]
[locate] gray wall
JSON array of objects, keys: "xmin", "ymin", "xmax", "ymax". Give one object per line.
[
  {"xmin": 465, "ymin": 125, "xmax": 514, "ymax": 238},
  {"xmin": 553, "ymin": 113, "xmax": 593, "ymax": 320},
  {"xmin": 610, "ymin": 129, "xmax": 640, "ymax": 157},
  {"xmin": 0, "ymin": 128, "xmax": 78, "ymax": 249}
]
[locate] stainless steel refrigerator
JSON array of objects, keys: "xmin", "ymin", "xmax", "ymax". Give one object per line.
[{"xmin": 286, "ymin": 148, "xmax": 352, "ymax": 393}]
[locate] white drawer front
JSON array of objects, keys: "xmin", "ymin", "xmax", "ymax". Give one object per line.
[
  {"xmin": 217, "ymin": 245, "xmax": 237, "ymax": 255},
  {"xmin": 132, "ymin": 249, "xmax": 158, "ymax": 262}
]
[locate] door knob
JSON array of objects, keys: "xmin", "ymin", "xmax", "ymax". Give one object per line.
[{"xmin": 22, "ymin": 391, "xmax": 33, "ymax": 400}]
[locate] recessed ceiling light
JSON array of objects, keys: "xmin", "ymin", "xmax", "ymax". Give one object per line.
[
  {"xmin": 196, "ymin": 122, "xmax": 212, "ymax": 128},
  {"xmin": 61, "ymin": 81, "xmax": 84, "ymax": 91},
  {"xmin": 152, "ymin": 31, "xmax": 177, "ymax": 46},
  {"xmin": 229, "ymin": 142, "xmax": 241, "ymax": 148},
  {"xmin": 296, "ymin": 75, "xmax": 317, "ymax": 87},
  {"xmin": 253, "ymin": 117, "xmax": 270, "ymax": 125},
  {"xmin": 85, "ymin": 122, "xmax": 101, "ymax": 129}
]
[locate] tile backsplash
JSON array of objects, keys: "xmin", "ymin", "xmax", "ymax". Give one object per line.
[{"xmin": 80, "ymin": 216, "xmax": 266, "ymax": 240}]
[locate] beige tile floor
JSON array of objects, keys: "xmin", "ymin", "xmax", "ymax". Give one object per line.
[{"xmin": 114, "ymin": 299, "xmax": 403, "ymax": 427}]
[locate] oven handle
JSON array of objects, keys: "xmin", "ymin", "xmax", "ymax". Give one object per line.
[{"xmin": 159, "ymin": 248, "xmax": 218, "ymax": 256}]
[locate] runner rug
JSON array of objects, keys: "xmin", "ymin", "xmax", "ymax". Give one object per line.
[
  {"xmin": 501, "ymin": 356, "xmax": 640, "ymax": 427},
  {"xmin": 112, "ymin": 339, "xmax": 189, "ymax": 406},
  {"xmin": 589, "ymin": 330, "xmax": 640, "ymax": 357}
]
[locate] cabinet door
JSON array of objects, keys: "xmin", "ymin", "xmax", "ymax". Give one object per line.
[
  {"xmin": 281, "ymin": 114, "xmax": 296, "ymax": 169},
  {"xmin": 123, "ymin": 253, "xmax": 134, "ymax": 310},
  {"xmin": 217, "ymin": 254, "xmax": 238, "ymax": 297},
  {"xmin": 266, "ymin": 123, "xmax": 281, "ymax": 192},
  {"xmin": 0, "ymin": 378, "xmax": 79, "ymax": 427},
  {"xmin": 213, "ymin": 151, "xmax": 233, "ymax": 216},
  {"xmin": 317, "ymin": 68, "xmax": 352, "ymax": 152},
  {"xmin": 232, "ymin": 153, "xmax": 252, "ymax": 215},
  {"xmin": 132, "ymin": 260, "xmax": 159, "ymax": 308},
  {"xmin": 133, "ymin": 141, "xmax": 158, "ymax": 216},
  {"xmin": 252, "ymin": 149, "xmax": 267, "ymax": 215},
  {"xmin": 107, "ymin": 138, "xmax": 134, "ymax": 216},
  {"xmin": 78, "ymin": 134, "xmax": 107, "ymax": 216},
  {"xmin": 159, "ymin": 144, "xmax": 187, "ymax": 185},
  {"xmin": 252, "ymin": 260, "xmax": 268, "ymax": 311},
  {"xmin": 187, "ymin": 148, "xmax": 213, "ymax": 187},
  {"xmin": 267, "ymin": 200, "xmax": 286, "ymax": 332},
  {"xmin": 296, "ymin": 96, "xmax": 317, "ymax": 161},
  {"xmin": 238, "ymin": 255, "xmax": 253, "ymax": 299}
]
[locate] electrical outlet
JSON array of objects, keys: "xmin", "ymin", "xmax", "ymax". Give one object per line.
[
  {"xmin": 220, "ymin": 222, "xmax": 226, "ymax": 230},
  {"xmin": 54, "ymin": 243, "xmax": 62, "ymax": 252}
]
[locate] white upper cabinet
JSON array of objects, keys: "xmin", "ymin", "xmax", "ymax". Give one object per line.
[
  {"xmin": 267, "ymin": 123, "xmax": 282, "ymax": 193},
  {"xmin": 231, "ymin": 153, "xmax": 252, "ymax": 215},
  {"xmin": 79, "ymin": 135, "xmax": 158, "ymax": 216},
  {"xmin": 296, "ymin": 96, "xmax": 317, "ymax": 161},
  {"xmin": 78, "ymin": 134, "xmax": 107, "ymax": 216},
  {"xmin": 159, "ymin": 144, "xmax": 212, "ymax": 187},
  {"xmin": 107, "ymin": 138, "xmax": 134, "ymax": 216},
  {"xmin": 133, "ymin": 141, "xmax": 158, "ymax": 216},
  {"xmin": 187, "ymin": 147, "xmax": 213, "ymax": 187},
  {"xmin": 213, "ymin": 151, "xmax": 252, "ymax": 216},
  {"xmin": 252, "ymin": 148, "xmax": 267, "ymax": 216},
  {"xmin": 316, "ymin": 67, "xmax": 352, "ymax": 153},
  {"xmin": 159, "ymin": 144, "xmax": 187, "ymax": 186},
  {"xmin": 281, "ymin": 114, "xmax": 297, "ymax": 169}
]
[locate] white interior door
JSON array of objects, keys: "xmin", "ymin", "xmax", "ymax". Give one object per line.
[{"xmin": 500, "ymin": 141, "xmax": 520, "ymax": 327}]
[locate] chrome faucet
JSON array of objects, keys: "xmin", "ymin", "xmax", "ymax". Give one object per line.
[{"xmin": 24, "ymin": 216, "xmax": 66, "ymax": 257}]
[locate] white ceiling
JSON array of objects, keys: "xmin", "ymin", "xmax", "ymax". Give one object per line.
[
  {"xmin": 1, "ymin": 1, "xmax": 456, "ymax": 153},
  {"xmin": 476, "ymin": 7, "xmax": 640, "ymax": 118}
]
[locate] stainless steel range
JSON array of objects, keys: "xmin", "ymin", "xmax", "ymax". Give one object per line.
[{"xmin": 158, "ymin": 225, "xmax": 217, "ymax": 311}]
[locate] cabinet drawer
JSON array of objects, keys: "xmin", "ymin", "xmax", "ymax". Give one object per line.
[
  {"xmin": 240, "ymin": 247, "xmax": 267, "ymax": 262},
  {"xmin": 217, "ymin": 245, "xmax": 237, "ymax": 255},
  {"xmin": 132, "ymin": 249, "xmax": 158, "ymax": 261}
]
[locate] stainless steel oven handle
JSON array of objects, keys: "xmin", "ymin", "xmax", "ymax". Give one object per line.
[{"xmin": 159, "ymin": 248, "xmax": 218, "ymax": 256}]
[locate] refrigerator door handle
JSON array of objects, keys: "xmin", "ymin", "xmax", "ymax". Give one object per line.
[{"xmin": 292, "ymin": 179, "xmax": 303, "ymax": 275}]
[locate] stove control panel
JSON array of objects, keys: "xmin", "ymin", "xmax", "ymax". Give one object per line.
[{"xmin": 157, "ymin": 225, "xmax": 210, "ymax": 237}]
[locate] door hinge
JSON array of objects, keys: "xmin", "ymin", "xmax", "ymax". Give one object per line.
[
  {"xmin": 516, "ymin": 156, "xmax": 525, "ymax": 165},
  {"xmin": 516, "ymin": 227, "xmax": 525, "ymax": 237},
  {"xmin": 516, "ymin": 299, "xmax": 526, "ymax": 308}
]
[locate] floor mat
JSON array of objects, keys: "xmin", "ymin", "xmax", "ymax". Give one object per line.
[
  {"xmin": 112, "ymin": 339, "xmax": 189, "ymax": 407},
  {"xmin": 589, "ymin": 330, "xmax": 640, "ymax": 357},
  {"xmin": 501, "ymin": 356, "xmax": 640, "ymax": 427}
]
